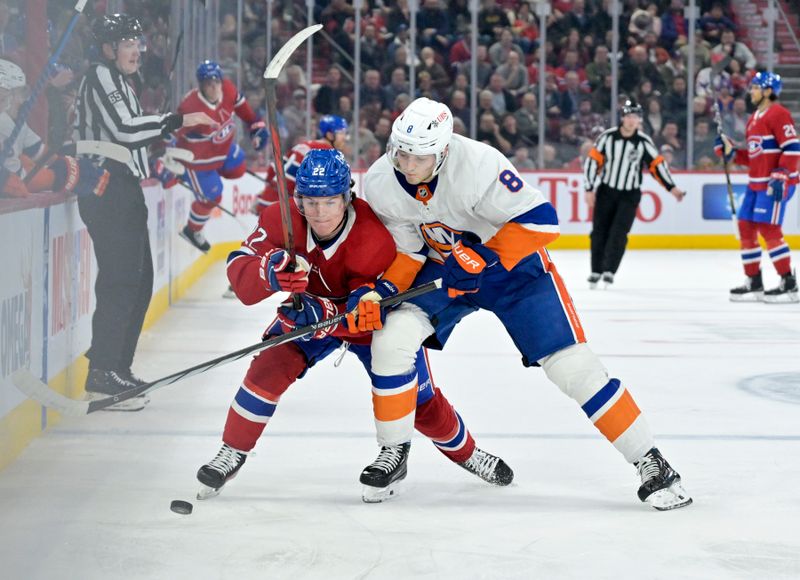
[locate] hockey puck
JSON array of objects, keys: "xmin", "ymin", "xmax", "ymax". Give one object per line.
[{"xmin": 170, "ymin": 500, "xmax": 193, "ymax": 515}]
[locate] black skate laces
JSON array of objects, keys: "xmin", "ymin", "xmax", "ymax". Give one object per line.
[
  {"xmin": 208, "ymin": 444, "xmax": 243, "ymax": 475},
  {"xmin": 463, "ymin": 449, "xmax": 499, "ymax": 479},
  {"xmin": 369, "ymin": 445, "xmax": 405, "ymax": 473}
]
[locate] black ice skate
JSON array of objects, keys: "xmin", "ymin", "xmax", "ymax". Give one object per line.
[
  {"xmin": 196, "ymin": 443, "xmax": 247, "ymax": 500},
  {"xmin": 588, "ymin": 272, "xmax": 601, "ymax": 290},
  {"xmin": 360, "ymin": 443, "xmax": 410, "ymax": 503},
  {"xmin": 84, "ymin": 369, "xmax": 149, "ymax": 411},
  {"xmin": 729, "ymin": 272, "xmax": 764, "ymax": 302},
  {"xmin": 763, "ymin": 270, "xmax": 799, "ymax": 304},
  {"xmin": 180, "ymin": 225, "xmax": 211, "ymax": 253},
  {"xmin": 458, "ymin": 447, "xmax": 514, "ymax": 486},
  {"xmin": 634, "ymin": 448, "xmax": 692, "ymax": 511},
  {"xmin": 601, "ymin": 271, "xmax": 614, "ymax": 288}
]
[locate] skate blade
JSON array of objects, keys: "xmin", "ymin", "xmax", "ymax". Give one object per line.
[
  {"xmin": 361, "ymin": 481, "xmax": 402, "ymax": 503},
  {"xmin": 179, "ymin": 230, "xmax": 210, "ymax": 254},
  {"xmin": 588, "ymin": 282, "xmax": 599, "ymax": 290},
  {"xmin": 729, "ymin": 292, "xmax": 763, "ymax": 302},
  {"xmin": 645, "ymin": 481, "xmax": 693, "ymax": 511},
  {"xmin": 197, "ymin": 484, "xmax": 223, "ymax": 500},
  {"xmin": 763, "ymin": 293, "xmax": 799, "ymax": 304},
  {"xmin": 84, "ymin": 392, "xmax": 149, "ymax": 412}
]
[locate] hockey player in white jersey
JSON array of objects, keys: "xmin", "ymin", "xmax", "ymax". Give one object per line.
[{"xmin": 347, "ymin": 97, "xmax": 692, "ymax": 510}]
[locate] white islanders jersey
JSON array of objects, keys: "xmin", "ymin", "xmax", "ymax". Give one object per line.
[{"xmin": 363, "ymin": 134, "xmax": 553, "ymax": 264}]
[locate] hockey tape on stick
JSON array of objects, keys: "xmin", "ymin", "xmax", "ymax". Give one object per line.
[{"xmin": 11, "ymin": 278, "xmax": 442, "ymax": 416}]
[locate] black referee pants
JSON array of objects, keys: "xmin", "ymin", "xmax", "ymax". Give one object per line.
[
  {"xmin": 590, "ymin": 184, "xmax": 641, "ymax": 275},
  {"xmin": 78, "ymin": 167, "xmax": 153, "ymax": 372}
]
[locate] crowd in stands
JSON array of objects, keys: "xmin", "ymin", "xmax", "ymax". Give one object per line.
[
  {"xmin": 0, "ymin": 0, "xmax": 766, "ymax": 183},
  {"xmin": 241, "ymin": 0, "xmax": 761, "ymax": 171}
]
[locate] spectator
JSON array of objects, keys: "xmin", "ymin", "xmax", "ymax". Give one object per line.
[
  {"xmin": 621, "ymin": 45, "xmax": 665, "ymax": 94},
  {"xmin": 499, "ymin": 113, "xmax": 523, "ymax": 153},
  {"xmin": 663, "ymin": 76, "xmax": 689, "ymax": 129},
  {"xmin": 445, "ymin": 72, "xmax": 470, "ymax": 105},
  {"xmin": 556, "ymin": 119, "xmax": 582, "ymax": 165},
  {"xmin": 415, "ymin": 70, "xmax": 441, "ymax": 101},
  {"xmin": 417, "ymin": 0, "xmax": 450, "ymax": 52},
  {"xmin": 659, "ymin": 143, "xmax": 682, "ymax": 170},
  {"xmin": 418, "ymin": 46, "xmax": 450, "ymax": 94},
  {"xmin": 337, "ymin": 94, "xmax": 353, "ymax": 125},
  {"xmin": 711, "ymin": 29, "xmax": 756, "ymax": 71},
  {"xmin": 696, "ymin": 53, "xmax": 732, "ymax": 100},
  {"xmin": 514, "ymin": 92, "xmax": 539, "ymax": 145},
  {"xmin": 660, "ymin": 0, "xmax": 687, "ymax": 51},
  {"xmin": 373, "ymin": 116, "xmax": 392, "ymax": 151},
  {"xmin": 360, "ymin": 69, "xmax": 384, "ymax": 109},
  {"xmin": 564, "ymin": 139, "xmax": 594, "ymax": 171},
  {"xmin": 358, "ymin": 139, "xmax": 383, "ymax": 169},
  {"xmin": 478, "ymin": 89, "xmax": 499, "ymax": 123},
  {"xmin": 679, "ymin": 28, "xmax": 711, "ymax": 72},
  {"xmin": 477, "ymin": 111, "xmax": 510, "ymax": 152},
  {"xmin": 585, "ymin": 45, "xmax": 611, "ymax": 91},
  {"xmin": 382, "ymin": 67, "xmax": 410, "ymax": 111},
  {"xmin": 360, "ymin": 23, "xmax": 385, "ymax": 71},
  {"xmin": 692, "ymin": 118, "xmax": 717, "ymax": 166},
  {"xmin": 512, "ymin": 145, "xmax": 537, "ymax": 170},
  {"xmin": 488, "ymin": 28, "xmax": 524, "ymax": 68},
  {"xmin": 575, "ymin": 96, "xmax": 606, "ymax": 140},
  {"xmin": 314, "ymin": 66, "xmax": 348, "ymax": 115},
  {"xmin": 448, "ymin": 30, "xmax": 473, "ymax": 68},
  {"xmin": 555, "ymin": 49, "xmax": 588, "ymax": 84},
  {"xmin": 658, "ymin": 49, "xmax": 687, "ymax": 90},
  {"xmin": 387, "ymin": 0, "xmax": 411, "ymax": 34},
  {"xmin": 643, "ymin": 97, "xmax": 664, "ymax": 137},
  {"xmin": 658, "ymin": 120, "xmax": 684, "ymax": 153},
  {"xmin": 283, "ymin": 89, "xmax": 308, "ymax": 143},
  {"xmin": 699, "ymin": 2, "xmax": 736, "ymax": 44},
  {"xmin": 382, "ymin": 44, "xmax": 412, "ymax": 84},
  {"xmin": 449, "ymin": 89, "xmax": 471, "ymax": 133},
  {"xmin": 478, "ymin": 0, "xmax": 511, "ymax": 44},
  {"xmin": 495, "ymin": 51, "xmax": 529, "ymax": 98},
  {"xmin": 559, "ymin": 71, "xmax": 587, "ymax": 119},
  {"xmin": 510, "ymin": 2, "xmax": 539, "ymax": 53},
  {"xmin": 486, "ymin": 73, "xmax": 517, "ymax": 116},
  {"xmin": 721, "ymin": 96, "xmax": 748, "ymax": 143}
]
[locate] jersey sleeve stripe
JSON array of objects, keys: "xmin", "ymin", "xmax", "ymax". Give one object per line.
[
  {"xmin": 485, "ymin": 222, "xmax": 560, "ymax": 270},
  {"xmin": 382, "ymin": 252, "xmax": 426, "ymax": 293}
]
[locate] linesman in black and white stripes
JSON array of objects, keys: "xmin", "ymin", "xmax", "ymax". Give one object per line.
[
  {"xmin": 583, "ymin": 99, "xmax": 685, "ymax": 288},
  {"xmin": 74, "ymin": 13, "xmax": 215, "ymax": 407}
]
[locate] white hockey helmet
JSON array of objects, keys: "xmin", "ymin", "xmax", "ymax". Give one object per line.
[
  {"xmin": 388, "ymin": 97, "xmax": 453, "ymax": 178},
  {"xmin": 0, "ymin": 59, "xmax": 26, "ymax": 91}
]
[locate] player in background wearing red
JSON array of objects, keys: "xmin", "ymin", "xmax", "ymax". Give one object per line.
[
  {"xmin": 195, "ymin": 149, "xmax": 512, "ymax": 502},
  {"xmin": 251, "ymin": 114, "xmax": 348, "ymax": 214},
  {"xmin": 716, "ymin": 72, "xmax": 799, "ymax": 303},
  {"xmin": 161, "ymin": 60, "xmax": 267, "ymax": 253}
]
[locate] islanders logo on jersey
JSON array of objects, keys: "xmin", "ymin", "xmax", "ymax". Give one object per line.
[
  {"xmin": 747, "ymin": 136, "xmax": 764, "ymax": 157},
  {"xmin": 420, "ymin": 222, "xmax": 463, "ymax": 262},
  {"xmin": 212, "ymin": 118, "xmax": 236, "ymax": 144}
]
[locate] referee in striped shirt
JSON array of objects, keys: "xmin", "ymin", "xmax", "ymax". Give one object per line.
[
  {"xmin": 583, "ymin": 99, "xmax": 685, "ymax": 288},
  {"xmin": 75, "ymin": 14, "xmax": 214, "ymax": 406}
]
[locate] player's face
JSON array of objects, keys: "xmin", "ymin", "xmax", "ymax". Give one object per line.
[
  {"xmin": 395, "ymin": 150, "xmax": 436, "ymax": 184},
  {"xmin": 295, "ymin": 194, "xmax": 347, "ymax": 239},
  {"xmin": 749, "ymin": 84, "xmax": 764, "ymax": 106},
  {"xmin": 114, "ymin": 39, "xmax": 142, "ymax": 75},
  {"xmin": 201, "ymin": 78, "xmax": 222, "ymax": 104},
  {"xmin": 332, "ymin": 129, "xmax": 348, "ymax": 150}
]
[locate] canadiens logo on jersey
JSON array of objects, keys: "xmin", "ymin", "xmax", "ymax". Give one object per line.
[
  {"xmin": 212, "ymin": 118, "xmax": 235, "ymax": 144},
  {"xmin": 747, "ymin": 135, "xmax": 764, "ymax": 156},
  {"xmin": 420, "ymin": 222, "xmax": 462, "ymax": 262}
]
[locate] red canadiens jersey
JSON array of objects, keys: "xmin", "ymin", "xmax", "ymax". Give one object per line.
[
  {"xmin": 174, "ymin": 78, "xmax": 258, "ymax": 171},
  {"xmin": 256, "ymin": 139, "xmax": 333, "ymax": 208},
  {"xmin": 734, "ymin": 103, "xmax": 800, "ymax": 190},
  {"xmin": 226, "ymin": 197, "xmax": 396, "ymax": 343}
]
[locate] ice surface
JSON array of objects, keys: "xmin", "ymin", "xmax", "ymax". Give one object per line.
[{"xmin": 1, "ymin": 250, "xmax": 798, "ymax": 580}]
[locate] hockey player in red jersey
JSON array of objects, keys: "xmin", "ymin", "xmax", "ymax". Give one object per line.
[
  {"xmin": 166, "ymin": 60, "xmax": 268, "ymax": 253},
  {"xmin": 716, "ymin": 72, "xmax": 799, "ymax": 302},
  {"xmin": 196, "ymin": 149, "xmax": 513, "ymax": 502},
  {"xmin": 251, "ymin": 114, "xmax": 348, "ymax": 214}
]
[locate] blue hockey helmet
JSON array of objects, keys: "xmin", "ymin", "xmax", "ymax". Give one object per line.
[
  {"xmin": 751, "ymin": 71, "xmax": 782, "ymax": 96},
  {"xmin": 295, "ymin": 149, "xmax": 352, "ymax": 199},
  {"xmin": 318, "ymin": 115, "xmax": 348, "ymax": 137},
  {"xmin": 196, "ymin": 60, "xmax": 223, "ymax": 83}
]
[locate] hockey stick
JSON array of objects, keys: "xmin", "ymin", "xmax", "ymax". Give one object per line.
[
  {"xmin": 23, "ymin": 141, "xmax": 132, "ymax": 186},
  {"xmin": 246, "ymin": 168, "xmax": 267, "ymax": 183},
  {"xmin": 263, "ymin": 24, "xmax": 323, "ymax": 309},
  {"xmin": 0, "ymin": 0, "xmax": 89, "ymax": 188},
  {"xmin": 709, "ymin": 55, "xmax": 739, "ymax": 240},
  {"xmin": 12, "ymin": 278, "xmax": 443, "ymax": 416}
]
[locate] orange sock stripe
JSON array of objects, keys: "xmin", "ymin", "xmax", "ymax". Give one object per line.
[
  {"xmin": 373, "ymin": 386, "xmax": 418, "ymax": 422},
  {"xmin": 538, "ymin": 249, "xmax": 586, "ymax": 343},
  {"xmin": 593, "ymin": 389, "xmax": 641, "ymax": 442}
]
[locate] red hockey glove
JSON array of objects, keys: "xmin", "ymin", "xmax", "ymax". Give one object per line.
[
  {"xmin": 276, "ymin": 294, "xmax": 338, "ymax": 341},
  {"xmin": 259, "ymin": 249, "xmax": 311, "ymax": 293}
]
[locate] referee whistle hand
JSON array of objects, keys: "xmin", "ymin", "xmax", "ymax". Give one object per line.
[
  {"xmin": 670, "ymin": 187, "xmax": 686, "ymax": 202},
  {"xmin": 584, "ymin": 190, "xmax": 596, "ymax": 209},
  {"xmin": 183, "ymin": 112, "xmax": 219, "ymax": 130}
]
